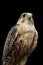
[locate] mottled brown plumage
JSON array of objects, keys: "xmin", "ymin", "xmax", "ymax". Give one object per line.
[{"xmin": 2, "ymin": 13, "xmax": 38, "ymax": 65}]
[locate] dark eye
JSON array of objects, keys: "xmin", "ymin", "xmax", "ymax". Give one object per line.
[{"xmin": 23, "ymin": 14, "xmax": 26, "ymax": 17}]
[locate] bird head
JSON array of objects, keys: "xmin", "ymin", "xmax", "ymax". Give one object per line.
[{"xmin": 17, "ymin": 12, "xmax": 34, "ymax": 25}]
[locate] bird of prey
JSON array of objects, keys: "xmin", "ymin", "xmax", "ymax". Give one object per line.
[{"xmin": 2, "ymin": 12, "xmax": 38, "ymax": 65}]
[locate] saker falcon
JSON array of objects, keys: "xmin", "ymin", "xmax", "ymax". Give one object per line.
[{"xmin": 2, "ymin": 12, "xmax": 38, "ymax": 65}]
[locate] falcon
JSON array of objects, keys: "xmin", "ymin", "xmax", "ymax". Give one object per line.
[{"xmin": 2, "ymin": 12, "xmax": 38, "ymax": 65}]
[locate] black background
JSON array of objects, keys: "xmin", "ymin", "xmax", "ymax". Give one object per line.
[{"xmin": 0, "ymin": 0, "xmax": 43, "ymax": 65}]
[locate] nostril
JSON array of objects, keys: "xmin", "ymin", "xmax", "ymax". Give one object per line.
[{"xmin": 28, "ymin": 17, "xmax": 31, "ymax": 21}]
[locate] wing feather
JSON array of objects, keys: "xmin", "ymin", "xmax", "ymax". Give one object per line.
[{"xmin": 2, "ymin": 26, "xmax": 18, "ymax": 61}]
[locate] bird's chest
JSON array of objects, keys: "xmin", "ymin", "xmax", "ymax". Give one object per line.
[
  {"xmin": 21, "ymin": 33, "xmax": 34, "ymax": 44},
  {"xmin": 16, "ymin": 24, "xmax": 35, "ymax": 47},
  {"xmin": 15, "ymin": 30, "xmax": 35, "ymax": 51}
]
